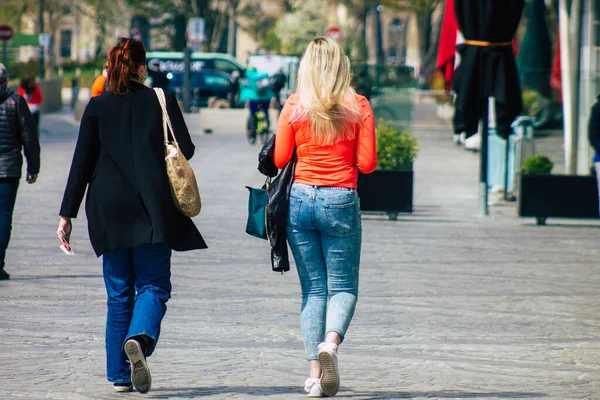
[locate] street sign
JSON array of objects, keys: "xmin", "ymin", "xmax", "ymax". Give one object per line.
[
  {"xmin": 187, "ymin": 18, "xmax": 205, "ymax": 42},
  {"xmin": 324, "ymin": 25, "xmax": 344, "ymax": 41},
  {"xmin": 39, "ymin": 33, "xmax": 51, "ymax": 48},
  {"xmin": 131, "ymin": 28, "xmax": 142, "ymax": 41},
  {"xmin": 0, "ymin": 25, "xmax": 14, "ymax": 42}
]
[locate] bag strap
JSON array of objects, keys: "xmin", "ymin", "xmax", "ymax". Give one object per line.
[{"xmin": 153, "ymin": 88, "xmax": 179, "ymax": 147}]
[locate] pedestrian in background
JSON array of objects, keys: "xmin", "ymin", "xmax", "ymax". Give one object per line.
[
  {"xmin": 17, "ymin": 74, "xmax": 43, "ymax": 136},
  {"xmin": 587, "ymin": 94, "xmax": 600, "ymax": 213},
  {"xmin": 273, "ymin": 37, "xmax": 377, "ymax": 398},
  {"xmin": 0, "ymin": 64, "xmax": 41, "ymax": 280},
  {"xmin": 90, "ymin": 69, "xmax": 108, "ymax": 98},
  {"xmin": 57, "ymin": 38, "xmax": 207, "ymax": 394},
  {"xmin": 239, "ymin": 66, "xmax": 274, "ymax": 144}
]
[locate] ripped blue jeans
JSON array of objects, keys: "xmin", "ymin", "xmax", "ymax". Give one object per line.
[{"xmin": 286, "ymin": 183, "xmax": 362, "ymax": 360}]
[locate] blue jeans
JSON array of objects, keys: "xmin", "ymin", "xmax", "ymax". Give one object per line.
[
  {"xmin": 596, "ymin": 163, "xmax": 600, "ymax": 215},
  {"xmin": 0, "ymin": 178, "xmax": 19, "ymax": 269},
  {"xmin": 286, "ymin": 183, "xmax": 362, "ymax": 360},
  {"xmin": 102, "ymin": 243, "xmax": 172, "ymax": 383}
]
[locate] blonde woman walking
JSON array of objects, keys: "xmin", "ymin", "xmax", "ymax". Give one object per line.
[{"xmin": 274, "ymin": 37, "xmax": 377, "ymax": 397}]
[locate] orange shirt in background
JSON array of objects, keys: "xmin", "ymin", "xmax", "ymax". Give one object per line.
[
  {"xmin": 274, "ymin": 93, "xmax": 377, "ymax": 189},
  {"xmin": 91, "ymin": 75, "xmax": 106, "ymax": 97}
]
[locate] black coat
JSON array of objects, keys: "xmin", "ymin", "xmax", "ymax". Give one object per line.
[
  {"xmin": 60, "ymin": 81, "xmax": 207, "ymax": 256},
  {"xmin": 0, "ymin": 87, "xmax": 40, "ymax": 178},
  {"xmin": 258, "ymin": 134, "xmax": 294, "ymax": 273},
  {"xmin": 453, "ymin": 0, "xmax": 525, "ymax": 138},
  {"xmin": 588, "ymin": 96, "xmax": 600, "ymax": 156}
]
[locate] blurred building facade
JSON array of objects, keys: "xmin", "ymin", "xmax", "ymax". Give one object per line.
[{"xmin": 17, "ymin": 0, "xmax": 131, "ymax": 65}]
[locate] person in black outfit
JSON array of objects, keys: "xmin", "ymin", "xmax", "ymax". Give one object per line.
[
  {"xmin": 353, "ymin": 69, "xmax": 373, "ymax": 101},
  {"xmin": 0, "ymin": 64, "xmax": 41, "ymax": 280},
  {"xmin": 587, "ymin": 95, "xmax": 600, "ymax": 213},
  {"xmin": 57, "ymin": 38, "xmax": 207, "ymax": 394},
  {"xmin": 270, "ymin": 68, "xmax": 287, "ymax": 112}
]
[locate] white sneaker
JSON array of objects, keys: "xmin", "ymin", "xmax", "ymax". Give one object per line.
[
  {"xmin": 453, "ymin": 133, "xmax": 465, "ymax": 145},
  {"xmin": 464, "ymin": 132, "xmax": 481, "ymax": 151},
  {"xmin": 113, "ymin": 382, "xmax": 133, "ymax": 393},
  {"xmin": 304, "ymin": 377, "xmax": 323, "ymax": 398},
  {"xmin": 317, "ymin": 342, "xmax": 339, "ymax": 396}
]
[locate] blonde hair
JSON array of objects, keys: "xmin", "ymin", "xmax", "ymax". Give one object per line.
[{"xmin": 293, "ymin": 37, "xmax": 360, "ymax": 145}]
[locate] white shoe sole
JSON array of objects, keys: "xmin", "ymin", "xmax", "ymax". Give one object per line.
[
  {"xmin": 125, "ymin": 340, "xmax": 152, "ymax": 394},
  {"xmin": 318, "ymin": 351, "xmax": 339, "ymax": 396},
  {"xmin": 113, "ymin": 384, "xmax": 133, "ymax": 393}
]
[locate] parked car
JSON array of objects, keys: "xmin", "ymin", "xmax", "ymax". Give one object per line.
[
  {"xmin": 167, "ymin": 69, "xmax": 234, "ymax": 109},
  {"xmin": 146, "ymin": 51, "xmax": 245, "ymax": 82}
]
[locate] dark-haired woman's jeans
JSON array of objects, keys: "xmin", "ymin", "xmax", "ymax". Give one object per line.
[
  {"xmin": 102, "ymin": 243, "xmax": 172, "ymax": 383},
  {"xmin": 286, "ymin": 183, "xmax": 361, "ymax": 360}
]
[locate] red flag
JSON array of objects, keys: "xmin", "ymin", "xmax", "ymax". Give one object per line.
[
  {"xmin": 550, "ymin": 31, "xmax": 562, "ymax": 102},
  {"xmin": 436, "ymin": 0, "xmax": 458, "ymax": 90}
]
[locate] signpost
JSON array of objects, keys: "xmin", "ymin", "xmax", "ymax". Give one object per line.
[
  {"xmin": 0, "ymin": 25, "xmax": 14, "ymax": 67},
  {"xmin": 324, "ymin": 25, "xmax": 344, "ymax": 41},
  {"xmin": 40, "ymin": 0, "xmax": 45, "ymax": 79},
  {"xmin": 187, "ymin": 18, "xmax": 206, "ymax": 44},
  {"xmin": 182, "ymin": 18, "xmax": 205, "ymax": 114},
  {"xmin": 131, "ymin": 28, "xmax": 142, "ymax": 41}
]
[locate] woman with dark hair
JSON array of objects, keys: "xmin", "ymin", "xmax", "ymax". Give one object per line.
[
  {"xmin": 57, "ymin": 37, "xmax": 207, "ymax": 394},
  {"xmin": 17, "ymin": 74, "xmax": 43, "ymax": 135}
]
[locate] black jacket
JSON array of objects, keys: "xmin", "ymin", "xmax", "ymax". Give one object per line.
[
  {"xmin": 0, "ymin": 87, "xmax": 40, "ymax": 178},
  {"xmin": 588, "ymin": 96, "xmax": 600, "ymax": 156},
  {"xmin": 60, "ymin": 81, "xmax": 207, "ymax": 256},
  {"xmin": 258, "ymin": 135, "xmax": 294, "ymax": 273}
]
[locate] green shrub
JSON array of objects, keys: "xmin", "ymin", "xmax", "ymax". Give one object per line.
[
  {"xmin": 376, "ymin": 118, "xmax": 418, "ymax": 171},
  {"xmin": 520, "ymin": 154, "xmax": 553, "ymax": 175},
  {"xmin": 522, "ymin": 89, "xmax": 543, "ymax": 117},
  {"xmin": 6, "ymin": 61, "xmax": 39, "ymax": 85}
]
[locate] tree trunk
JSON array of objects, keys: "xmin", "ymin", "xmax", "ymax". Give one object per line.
[
  {"xmin": 227, "ymin": 8, "xmax": 236, "ymax": 56},
  {"xmin": 421, "ymin": 3, "xmax": 445, "ymax": 79},
  {"xmin": 354, "ymin": 7, "xmax": 369, "ymax": 62},
  {"xmin": 375, "ymin": 6, "xmax": 384, "ymax": 65},
  {"xmin": 210, "ymin": 6, "xmax": 227, "ymax": 51},
  {"xmin": 415, "ymin": 10, "xmax": 433, "ymax": 73}
]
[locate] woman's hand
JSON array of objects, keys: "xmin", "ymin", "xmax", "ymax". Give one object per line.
[{"xmin": 57, "ymin": 217, "xmax": 72, "ymax": 252}]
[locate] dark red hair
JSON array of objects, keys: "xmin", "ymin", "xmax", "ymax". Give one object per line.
[{"xmin": 104, "ymin": 37, "xmax": 146, "ymax": 96}]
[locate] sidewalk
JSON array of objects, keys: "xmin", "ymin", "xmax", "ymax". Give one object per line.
[{"xmin": 0, "ymin": 105, "xmax": 598, "ymax": 399}]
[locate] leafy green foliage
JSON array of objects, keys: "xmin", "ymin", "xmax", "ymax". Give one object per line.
[
  {"xmin": 376, "ymin": 119, "xmax": 418, "ymax": 171},
  {"xmin": 238, "ymin": 4, "xmax": 281, "ymax": 52},
  {"xmin": 275, "ymin": 0, "xmax": 329, "ymax": 55},
  {"xmin": 521, "ymin": 154, "xmax": 554, "ymax": 175},
  {"xmin": 521, "ymin": 89, "xmax": 543, "ymax": 117}
]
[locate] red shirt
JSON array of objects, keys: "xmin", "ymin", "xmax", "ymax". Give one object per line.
[
  {"xmin": 274, "ymin": 93, "xmax": 377, "ymax": 189},
  {"xmin": 17, "ymin": 85, "xmax": 43, "ymax": 108}
]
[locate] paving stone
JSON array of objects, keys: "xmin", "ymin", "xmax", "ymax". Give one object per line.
[{"xmin": 0, "ymin": 105, "xmax": 598, "ymax": 399}]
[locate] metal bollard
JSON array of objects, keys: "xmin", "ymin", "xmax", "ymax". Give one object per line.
[{"xmin": 512, "ymin": 135, "xmax": 535, "ymax": 195}]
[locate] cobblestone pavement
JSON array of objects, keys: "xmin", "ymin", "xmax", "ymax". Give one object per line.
[{"xmin": 0, "ymin": 105, "xmax": 599, "ymax": 399}]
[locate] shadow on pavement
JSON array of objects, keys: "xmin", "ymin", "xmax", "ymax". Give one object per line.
[
  {"xmin": 522, "ymin": 222, "xmax": 600, "ymax": 229},
  {"xmin": 337, "ymin": 390, "xmax": 547, "ymax": 399},
  {"xmin": 8, "ymin": 274, "xmax": 103, "ymax": 280},
  {"xmin": 148, "ymin": 386, "xmax": 300, "ymax": 398},
  {"xmin": 147, "ymin": 387, "xmax": 547, "ymax": 399}
]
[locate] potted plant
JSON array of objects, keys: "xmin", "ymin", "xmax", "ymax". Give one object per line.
[
  {"xmin": 520, "ymin": 154, "xmax": 553, "ymax": 176},
  {"xmin": 357, "ymin": 119, "xmax": 419, "ymax": 220},
  {"xmin": 518, "ymin": 154, "xmax": 599, "ymax": 224}
]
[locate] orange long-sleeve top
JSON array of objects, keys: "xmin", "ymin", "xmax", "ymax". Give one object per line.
[
  {"xmin": 274, "ymin": 93, "xmax": 377, "ymax": 189},
  {"xmin": 91, "ymin": 75, "xmax": 106, "ymax": 98}
]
